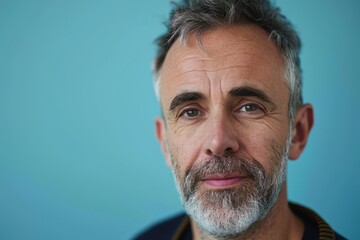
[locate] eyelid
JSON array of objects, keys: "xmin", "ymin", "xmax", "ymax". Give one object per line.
[{"xmin": 236, "ymin": 98, "xmax": 266, "ymax": 110}]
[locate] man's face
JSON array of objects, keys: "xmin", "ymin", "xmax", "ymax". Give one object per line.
[{"xmin": 156, "ymin": 25, "xmax": 292, "ymax": 237}]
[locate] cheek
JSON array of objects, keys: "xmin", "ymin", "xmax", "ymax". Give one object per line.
[
  {"xmin": 167, "ymin": 128, "xmax": 202, "ymax": 176},
  {"xmin": 244, "ymin": 125, "xmax": 288, "ymax": 172}
]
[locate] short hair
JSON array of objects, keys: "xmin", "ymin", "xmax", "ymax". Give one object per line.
[{"xmin": 153, "ymin": 0, "xmax": 303, "ymax": 122}]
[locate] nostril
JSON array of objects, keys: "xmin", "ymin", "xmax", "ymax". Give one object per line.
[
  {"xmin": 205, "ymin": 149, "xmax": 213, "ymax": 156},
  {"xmin": 205, "ymin": 147, "xmax": 234, "ymax": 157},
  {"xmin": 223, "ymin": 147, "xmax": 234, "ymax": 157}
]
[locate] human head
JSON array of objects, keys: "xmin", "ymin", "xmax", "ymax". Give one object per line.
[
  {"xmin": 153, "ymin": 0, "xmax": 313, "ymax": 238},
  {"xmin": 153, "ymin": 0, "xmax": 303, "ymax": 123}
]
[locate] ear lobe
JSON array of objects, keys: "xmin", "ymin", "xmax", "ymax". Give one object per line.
[
  {"xmin": 288, "ymin": 104, "xmax": 314, "ymax": 160},
  {"xmin": 155, "ymin": 117, "xmax": 172, "ymax": 167}
]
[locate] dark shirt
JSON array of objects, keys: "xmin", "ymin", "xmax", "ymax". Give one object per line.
[{"xmin": 134, "ymin": 203, "xmax": 346, "ymax": 240}]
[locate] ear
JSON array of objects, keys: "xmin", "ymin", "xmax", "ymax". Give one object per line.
[
  {"xmin": 288, "ymin": 104, "xmax": 314, "ymax": 160},
  {"xmin": 155, "ymin": 117, "xmax": 172, "ymax": 167}
]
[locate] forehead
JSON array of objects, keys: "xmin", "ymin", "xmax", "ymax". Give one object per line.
[{"xmin": 159, "ymin": 24, "xmax": 287, "ymax": 105}]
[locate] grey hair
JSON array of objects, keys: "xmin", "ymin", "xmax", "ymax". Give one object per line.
[{"xmin": 153, "ymin": 0, "xmax": 303, "ymax": 122}]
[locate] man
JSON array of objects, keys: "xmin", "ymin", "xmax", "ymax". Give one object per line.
[{"xmin": 135, "ymin": 0, "xmax": 346, "ymax": 239}]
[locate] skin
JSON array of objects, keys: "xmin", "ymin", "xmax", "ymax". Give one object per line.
[{"xmin": 155, "ymin": 24, "xmax": 314, "ymax": 240}]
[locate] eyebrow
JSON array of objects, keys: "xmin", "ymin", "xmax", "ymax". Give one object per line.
[
  {"xmin": 169, "ymin": 92, "xmax": 205, "ymax": 111},
  {"xmin": 228, "ymin": 86, "xmax": 275, "ymax": 106}
]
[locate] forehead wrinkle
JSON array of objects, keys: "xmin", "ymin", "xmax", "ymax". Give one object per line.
[
  {"xmin": 177, "ymin": 48, "xmax": 272, "ymax": 68},
  {"xmin": 175, "ymin": 53, "xmax": 258, "ymax": 76},
  {"xmin": 173, "ymin": 40, "xmax": 257, "ymax": 66},
  {"xmin": 175, "ymin": 55, "xmax": 205, "ymax": 66},
  {"xmin": 171, "ymin": 33, "xmax": 280, "ymax": 80},
  {"xmin": 202, "ymin": 38, "xmax": 274, "ymax": 56},
  {"xmin": 180, "ymin": 49, "xmax": 256, "ymax": 61},
  {"xmin": 175, "ymin": 65, "xmax": 273, "ymax": 85}
]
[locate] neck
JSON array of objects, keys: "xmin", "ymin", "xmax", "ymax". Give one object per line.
[{"xmin": 191, "ymin": 183, "xmax": 304, "ymax": 240}]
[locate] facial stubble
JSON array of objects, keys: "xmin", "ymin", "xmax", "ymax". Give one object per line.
[{"xmin": 169, "ymin": 137, "xmax": 290, "ymax": 238}]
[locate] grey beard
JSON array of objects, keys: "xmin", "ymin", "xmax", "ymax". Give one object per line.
[{"xmin": 170, "ymin": 134, "xmax": 290, "ymax": 238}]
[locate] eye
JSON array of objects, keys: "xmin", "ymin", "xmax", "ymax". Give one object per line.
[
  {"xmin": 236, "ymin": 103, "xmax": 265, "ymax": 118},
  {"xmin": 180, "ymin": 108, "xmax": 201, "ymax": 118},
  {"xmin": 239, "ymin": 104, "xmax": 260, "ymax": 112}
]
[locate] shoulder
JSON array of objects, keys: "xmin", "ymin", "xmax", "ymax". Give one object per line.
[
  {"xmin": 132, "ymin": 212, "xmax": 188, "ymax": 240},
  {"xmin": 289, "ymin": 202, "xmax": 348, "ymax": 240},
  {"xmin": 334, "ymin": 232, "xmax": 347, "ymax": 240}
]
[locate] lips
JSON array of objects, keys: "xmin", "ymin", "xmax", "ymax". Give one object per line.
[{"xmin": 201, "ymin": 175, "xmax": 248, "ymax": 188}]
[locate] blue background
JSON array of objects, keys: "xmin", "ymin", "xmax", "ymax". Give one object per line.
[{"xmin": 0, "ymin": 0, "xmax": 359, "ymax": 239}]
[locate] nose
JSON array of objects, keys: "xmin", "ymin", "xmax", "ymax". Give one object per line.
[{"xmin": 204, "ymin": 116, "xmax": 240, "ymax": 157}]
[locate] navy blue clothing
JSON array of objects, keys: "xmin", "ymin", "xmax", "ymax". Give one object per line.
[{"xmin": 134, "ymin": 213, "xmax": 191, "ymax": 240}]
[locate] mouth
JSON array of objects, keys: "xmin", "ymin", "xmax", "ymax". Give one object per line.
[{"xmin": 200, "ymin": 174, "xmax": 248, "ymax": 188}]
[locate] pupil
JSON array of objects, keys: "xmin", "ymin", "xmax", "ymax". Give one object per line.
[
  {"xmin": 187, "ymin": 110, "xmax": 197, "ymax": 116},
  {"xmin": 246, "ymin": 105, "xmax": 257, "ymax": 111}
]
